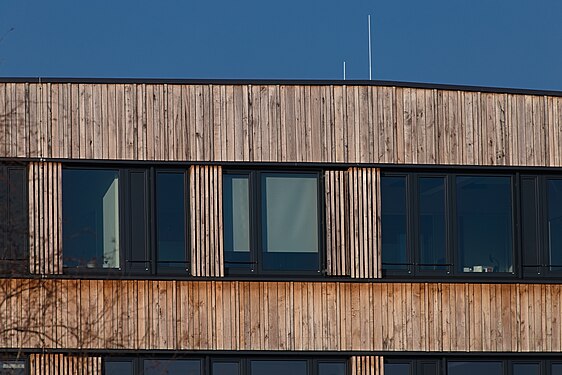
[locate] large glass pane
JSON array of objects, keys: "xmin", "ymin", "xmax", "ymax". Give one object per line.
[
  {"xmin": 261, "ymin": 174, "xmax": 319, "ymax": 271},
  {"xmin": 521, "ymin": 177, "xmax": 540, "ymax": 273},
  {"xmin": 419, "ymin": 177, "xmax": 447, "ymax": 271},
  {"xmin": 551, "ymin": 363, "xmax": 562, "ymax": 373},
  {"xmin": 0, "ymin": 359, "xmax": 26, "ymax": 375},
  {"xmin": 105, "ymin": 360, "xmax": 133, "ymax": 375},
  {"xmin": 448, "ymin": 361, "xmax": 502, "ymax": 375},
  {"xmin": 128, "ymin": 171, "xmax": 149, "ymax": 271},
  {"xmin": 381, "ymin": 176, "xmax": 408, "ymax": 270},
  {"xmin": 513, "ymin": 363, "xmax": 540, "ymax": 375},
  {"xmin": 548, "ymin": 179, "xmax": 562, "ymax": 271},
  {"xmin": 384, "ymin": 363, "xmax": 411, "ymax": 375},
  {"xmin": 156, "ymin": 172, "xmax": 187, "ymax": 272},
  {"xmin": 144, "ymin": 359, "xmax": 201, "ymax": 375},
  {"xmin": 223, "ymin": 174, "xmax": 251, "ymax": 268},
  {"xmin": 63, "ymin": 169, "xmax": 120, "ymax": 269},
  {"xmin": 0, "ymin": 167, "xmax": 27, "ymax": 273},
  {"xmin": 456, "ymin": 176, "xmax": 513, "ymax": 273},
  {"xmin": 250, "ymin": 360, "xmax": 307, "ymax": 375},
  {"xmin": 318, "ymin": 362, "xmax": 346, "ymax": 375},
  {"xmin": 213, "ymin": 361, "xmax": 240, "ymax": 375}
]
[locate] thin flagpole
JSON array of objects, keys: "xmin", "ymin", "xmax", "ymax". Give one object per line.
[{"xmin": 368, "ymin": 15, "xmax": 372, "ymax": 80}]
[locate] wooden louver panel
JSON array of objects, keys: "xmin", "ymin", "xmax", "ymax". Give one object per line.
[
  {"xmin": 325, "ymin": 170, "xmax": 349, "ymax": 276},
  {"xmin": 325, "ymin": 168, "xmax": 382, "ymax": 278},
  {"xmin": 28, "ymin": 162, "xmax": 62, "ymax": 274},
  {"xmin": 348, "ymin": 167, "xmax": 381, "ymax": 278},
  {"xmin": 29, "ymin": 354, "xmax": 102, "ymax": 375},
  {"xmin": 350, "ymin": 356, "xmax": 384, "ymax": 375},
  {"xmin": 190, "ymin": 165, "xmax": 224, "ymax": 277}
]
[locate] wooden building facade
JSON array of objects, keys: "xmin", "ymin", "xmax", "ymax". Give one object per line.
[{"xmin": 0, "ymin": 79, "xmax": 562, "ymax": 375}]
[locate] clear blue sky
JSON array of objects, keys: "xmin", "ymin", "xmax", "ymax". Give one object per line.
[{"xmin": 1, "ymin": 0, "xmax": 561, "ymax": 91}]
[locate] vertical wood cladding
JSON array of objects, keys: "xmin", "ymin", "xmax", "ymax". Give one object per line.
[
  {"xmin": 350, "ymin": 356, "xmax": 384, "ymax": 375},
  {"xmin": 29, "ymin": 354, "xmax": 102, "ymax": 375},
  {"xmin": 28, "ymin": 162, "xmax": 62, "ymax": 274},
  {"xmin": 325, "ymin": 168, "xmax": 381, "ymax": 278},
  {"xmin": 1, "ymin": 83, "xmax": 560, "ymax": 166},
  {"xmin": 190, "ymin": 165, "xmax": 224, "ymax": 277},
  {"xmin": 1, "ymin": 279, "xmax": 561, "ymax": 352}
]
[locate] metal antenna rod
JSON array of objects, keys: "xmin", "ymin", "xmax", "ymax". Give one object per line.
[{"xmin": 368, "ymin": 15, "xmax": 372, "ymax": 80}]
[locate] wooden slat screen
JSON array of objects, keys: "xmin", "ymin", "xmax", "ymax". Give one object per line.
[
  {"xmin": 325, "ymin": 168, "xmax": 382, "ymax": 278},
  {"xmin": 1, "ymin": 279, "xmax": 561, "ymax": 352},
  {"xmin": 28, "ymin": 162, "xmax": 62, "ymax": 274},
  {"xmin": 1, "ymin": 83, "xmax": 561, "ymax": 166},
  {"xmin": 348, "ymin": 168, "xmax": 381, "ymax": 279},
  {"xmin": 325, "ymin": 170, "xmax": 349, "ymax": 276},
  {"xmin": 350, "ymin": 356, "xmax": 384, "ymax": 375},
  {"xmin": 29, "ymin": 354, "xmax": 102, "ymax": 375},
  {"xmin": 190, "ymin": 165, "xmax": 224, "ymax": 277}
]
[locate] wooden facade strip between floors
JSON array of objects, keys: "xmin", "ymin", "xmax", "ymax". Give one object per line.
[
  {"xmin": 0, "ymin": 83, "xmax": 561, "ymax": 166},
  {"xmin": 0, "ymin": 279, "xmax": 561, "ymax": 352}
]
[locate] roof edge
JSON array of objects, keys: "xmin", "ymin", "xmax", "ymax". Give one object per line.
[{"xmin": 0, "ymin": 77, "xmax": 560, "ymax": 97}]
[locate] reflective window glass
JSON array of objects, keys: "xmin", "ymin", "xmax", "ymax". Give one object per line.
[
  {"xmin": 448, "ymin": 361, "xmax": 502, "ymax": 375},
  {"xmin": 105, "ymin": 361, "xmax": 133, "ymax": 375},
  {"xmin": 384, "ymin": 363, "xmax": 411, "ymax": 375},
  {"xmin": 419, "ymin": 177, "xmax": 447, "ymax": 271},
  {"xmin": 144, "ymin": 359, "xmax": 201, "ymax": 375},
  {"xmin": 250, "ymin": 360, "xmax": 307, "ymax": 375},
  {"xmin": 223, "ymin": 174, "xmax": 251, "ymax": 268},
  {"xmin": 318, "ymin": 362, "xmax": 346, "ymax": 375},
  {"xmin": 261, "ymin": 174, "xmax": 319, "ymax": 271},
  {"xmin": 63, "ymin": 169, "xmax": 120, "ymax": 269},
  {"xmin": 156, "ymin": 172, "xmax": 187, "ymax": 272},
  {"xmin": 456, "ymin": 176, "xmax": 513, "ymax": 273},
  {"xmin": 0, "ymin": 360, "xmax": 25, "ymax": 375},
  {"xmin": 213, "ymin": 361, "xmax": 240, "ymax": 375},
  {"xmin": 382, "ymin": 176, "xmax": 408, "ymax": 270},
  {"xmin": 0, "ymin": 166, "xmax": 27, "ymax": 274},
  {"xmin": 548, "ymin": 180, "xmax": 562, "ymax": 271},
  {"xmin": 513, "ymin": 363, "xmax": 540, "ymax": 375}
]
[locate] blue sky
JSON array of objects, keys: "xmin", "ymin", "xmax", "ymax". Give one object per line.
[{"xmin": 0, "ymin": 0, "xmax": 561, "ymax": 90}]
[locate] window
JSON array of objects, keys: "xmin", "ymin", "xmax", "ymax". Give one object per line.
[
  {"xmin": 0, "ymin": 358, "xmax": 26, "ymax": 375},
  {"xmin": 381, "ymin": 173, "xmax": 514, "ymax": 276},
  {"xmin": 384, "ymin": 358, "xmax": 562, "ymax": 375},
  {"xmin": 223, "ymin": 171, "xmax": 322, "ymax": 275},
  {"xmin": 0, "ymin": 164, "xmax": 27, "ymax": 274},
  {"xmin": 521, "ymin": 175, "xmax": 562, "ymax": 276},
  {"xmin": 63, "ymin": 167, "xmax": 189, "ymax": 275},
  {"xmin": 105, "ymin": 357, "xmax": 346, "ymax": 375}
]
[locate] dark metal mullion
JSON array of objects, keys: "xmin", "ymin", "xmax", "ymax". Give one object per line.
[
  {"xmin": 409, "ymin": 174, "xmax": 418, "ymax": 276},
  {"xmin": 184, "ymin": 170, "xmax": 191, "ymax": 274},
  {"xmin": 317, "ymin": 171, "xmax": 325, "ymax": 275},
  {"xmin": 541, "ymin": 176, "xmax": 550, "ymax": 275},
  {"xmin": 511, "ymin": 174, "xmax": 518, "ymax": 277},
  {"xmin": 251, "ymin": 171, "xmax": 260, "ymax": 274},
  {"xmin": 149, "ymin": 167, "xmax": 157, "ymax": 275},
  {"xmin": 448, "ymin": 175, "xmax": 457, "ymax": 276},
  {"xmin": 119, "ymin": 169, "xmax": 127, "ymax": 273}
]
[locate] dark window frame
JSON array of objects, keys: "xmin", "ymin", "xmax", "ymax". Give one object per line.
[
  {"xmin": 105, "ymin": 356, "xmax": 347, "ymax": 375},
  {"xmin": 381, "ymin": 172, "xmax": 517, "ymax": 279},
  {"xmin": 521, "ymin": 174, "xmax": 562, "ymax": 277},
  {"xmin": 223, "ymin": 169, "xmax": 325, "ymax": 276},
  {"xmin": 62, "ymin": 165, "xmax": 190, "ymax": 276},
  {"xmin": 0, "ymin": 163, "xmax": 28, "ymax": 276},
  {"xmin": 0, "ymin": 355, "xmax": 27, "ymax": 375}
]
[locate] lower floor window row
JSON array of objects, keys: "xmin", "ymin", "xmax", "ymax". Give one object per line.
[
  {"xmin": 106, "ymin": 357, "xmax": 347, "ymax": 375},
  {"xmin": 386, "ymin": 358, "xmax": 562, "ymax": 375}
]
